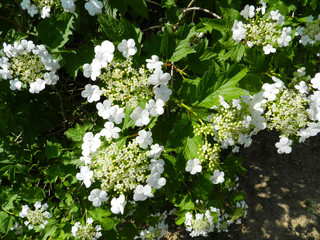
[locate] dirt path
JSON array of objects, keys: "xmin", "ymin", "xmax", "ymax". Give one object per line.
[
  {"xmin": 166, "ymin": 131, "xmax": 320, "ymax": 239},
  {"xmin": 228, "ymin": 131, "xmax": 320, "ymax": 240}
]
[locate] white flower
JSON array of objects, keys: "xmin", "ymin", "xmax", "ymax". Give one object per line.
[
  {"xmin": 136, "ymin": 130, "xmax": 153, "ymax": 149},
  {"xmin": 81, "ymin": 84, "xmax": 102, "ymax": 103},
  {"xmin": 232, "ymin": 20, "xmax": 246, "ymax": 43},
  {"xmin": 185, "ymin": 158, "xmax": 202, "ymax": 175},
  {"xmin": 81, "ymin": 132, "xmax": 101, "ymax": 156},
  {"xmin": 27, "ymin": 4, "xmax": 38, "ymax": 17},
  {"xmin": 146, "ymin": 99, "xmax": 165, "ymax": 117},
  {"xmin": 146, "ymin": 144, "xmax": 164, "ymax": 159},
  {"xmin": 148, "ymin": 68, "xmax": 171, "ymax": 86},
  {"xmin": 34, "ymin": 201, "xmax": 42, "ymax": 209},
  {"xmin": 76, "ymin": 166, "xmax": 93, "ymax": 188},
  {"xmin": 277, "ymin": 31, "xmax": 292, "ymax": 47},
  {"xmin": 19, "ymin": 205, "xmax": 29, "ymax": 218},
  {"xmin": 111, "ymin": 195, "xmax": 126, "ymax": 214},
  {"xmin": 130, "ymin": 107, "xmax": 150, "ymax": 127},
  {"xmin": 218, "ymin": 95, "xmax": 230, "ymax": 109},
  {"xmin": 85, "ymin": 0, "xmax": 103, "ymax": 16},
  {"xmin": 306, "ymin": 15, "xmax": 314, "ymax": 23},
  {"xmin": 108, "ymin": 105, "xmax": 125, "ymax": 124},
  {"xmin": 61, "ymin": 0, "xmax": 75, "ymax": 12},
  {"xmin": 240, "ymin": 5, "xmax": 255, "ymax": 19},
  {"xmin": 80, "ymin": 155, "xmax": 92, "ymax": 165},
  {"xmin": 262, "ymin": 83, "xmax": 280, "ymax": 101},
  {"xmin": 238, "ymin": 134, "xmax": 252, "ymax": 148},
  {"xmin": 275, "ymin": 137, "xmax": 292, "ymax": 154},
  {"xmin": 118, "ymin": 39, "xmax": 137, "ymax": 58},
  {"xmin": 311, "ymin": 73, "xmax": 320, "ymax": 90},
  {"xmin": 300, "ymin": 35, "xmax": 312, "ymax": 45},
  {"xmin": 270, "ymin": 10, "xmax": 284, "ymax": 26},
  {"xmin": 149, "ymin": 159, "xmax": 165, "ymax": 174},
  {"xmin": 88, "ymin": 189, "xmax": 108, "ymax": 207},
  {"xmin": 96, "ymin": 100, "xmax": 112, "ymax": 119},
  {"xmin": 210, "ymin": 169, "xmax": 225, "ymax": 184},
  {"xmin": 9, "ymin": 79, "xmax": 22, "ymax": 91},
  {"xmin": 146, "ymin": 55, "xmax": 163, "ymax": 70},
  {"xmin": 154, "ymin": 85, "xmax": 172, "ymax": 102},
  {"xmin": 294, "ymin": 81, "xmax": 309, "ymax": 94},
  {"xmin": 41, "ymin": 6, "xmax": 51, "ymax": 18},
  {"xmin": 133, "ymin": 185, "xmax": 154, "ymax": 201},
  {"xmin": 29, "ymin": 79, "xmax": 46, "ymax": 94},
  {"xmin": 20, "ymin": 0, "xmax": 30, "ymax": 10},
  {"xmin": 146, "ymin": 172, "xmax": 166, "ymax": 189},
  {"xmin": 100, "ymin": 121, "xmax": 121, "ymax": 140},
  {"xmin": 263, "ymin": 44, "xmax": 276, "ymax": 55},
  {"xmin": 94, "ymin": 40, "xmax": 115, "ymax": 67},
  {"xmin": 260, "ymin": 0, "xmax": 266, "ymax": 14}
]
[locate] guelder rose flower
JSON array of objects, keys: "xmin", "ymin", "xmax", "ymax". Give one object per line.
[
  {"xmin": 294, "ymin": 81, "xmax": 309, "ymax": 94},
  {"xmin": 133, "ymin": 185, "xmax": 154, "ymax": 201},
  {"xmin": 81, "ymin": 84, "xmax": 102, "ymax": 103},
  {"xmin": 100, "ymin": 122, "xmax": 121, "ymax": 140},
  {"xmin": 130, "ymin": 107, "xmax": 150, "ymax": 127},
  {"xmin": 81, "ymin": 132, "xmax": 101, "ymax": 156},
  {"xmin": 311, "ymin": 73, "xmax": 320, "ymax": 90},
  {"xmin": 263, "ymin": 44, "xmax": 276, "ymax": 55},
  {"xmin": 275, "ymin": 137, "xmax": 292, "ymax": 154},
  {"xmin": 61, "ymin": 0, "xmax": 75, "ymax": 13},
  {"xmin": 96, "ymin": 100, "xmax": 112, "ymax": 119},
  {"xmin": 185, "ymin": 158, "xmax": 202, "ymax": 175},
  {"xmin": 76, "ymin": 166, "xmax": 93, "ymax": 188},
  {"xmin": 154, "ymin": 85, "xmax": 172, "ymax": 102},
  {"xmin": 85, "ymin": 0, "xmax": 103, "ymax": 16},
  {"xmin": 240, "ymin": 5, "xmax": 255, "ymax": 19},
  {"xmin": 262, "ymin": 83, "xmax": 280, "ymax": 101},
  {"xmin": 148, "ymin": 68, "xmax": 171, "ymax": 86},
  {"xmin": 108, "ymin": 105, "xmax": 126, "ymax": 124},
  {"xmin": 29, "ymin": 79, "xmax": 46, "ymax": 94},
  {"xmin": 146, "ymin": 144, "xmax": 164, "ymax": 159},
  {"xmin": 111, "ymin": 195, "xmax": 126, "ymax": 214},
  {"xmin": 41, "ymin": 6, "xmax": 50, "ymax": 18},
  {"xmin": 88, "ymin": 189, "xmax": 108, "ymax": 207},
  {"xmin": 118, "ymin": 39, "xmax": 137, "ymax": 58},
  {"xmin": 146, "ymin": 55, "xmax": 164, "ymax": 70},
  {"xmin": 146, "ymin": 99, "xmax": 165, "ymax": 117},
  {"xmin": 210, "ymin": 169, "xmax": 225, "ymax": 184},
  {"xmin": 94, "ymin": 40, "xmax": 115, "ymax": 67},
  {"xmin": 10, "ymin": 79, "xmax": 22, "ymax": 91},
  {"xmin": 136, "ymin": 130, "xmax": 153, "ymax": 149}
]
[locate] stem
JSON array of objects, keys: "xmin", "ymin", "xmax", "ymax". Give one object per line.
[
  {"xmin": 182, "ymin": 7, "xmax": 221, "ymax": 19},
  {"xmin": 176, "ymin": 99, "xmax": 204, "ymax": 125},
  {"xmin": 145, "ymin": 0, "xmax": 161, "ymax": 7}
]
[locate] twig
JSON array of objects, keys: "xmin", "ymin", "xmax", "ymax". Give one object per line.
[
  {"xmin": 145, "ymin": 0, "xmax": 161, "ymax": 7},
  {"xmin": 142, "ymin": 24, "xmax": 162, "ymax": 32},
  {"xmin": 187, "ymin": 0, "xmax": 196, "ymax": 8},
  {"xmin": 182, "ymin": 7, "xmax": 221, "ymax": 19}
]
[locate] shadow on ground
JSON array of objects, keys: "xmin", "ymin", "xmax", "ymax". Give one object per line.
[
  {"xmin": 165, "ymin": 131, "xmax": 320, "ymax": 240},
  {"xmin": 227, "ymin": 131, "xmax": 320, "ymax": 240}
]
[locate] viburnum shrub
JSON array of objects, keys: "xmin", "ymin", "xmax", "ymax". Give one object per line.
[{"xmin": 1, "ymin": 0, "xmax": 320, "ymax": 239}]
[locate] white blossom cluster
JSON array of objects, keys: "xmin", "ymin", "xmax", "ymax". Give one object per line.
[
  {"xmin": 135, "ymin": 212, "xmax": 169, "ymax": 240},
  {"xmin": 232, "ymin": 1, "xmax": 292, "ymax": 54},
  {"xmin": 0, "ymin": 39, "xmax": 60, "ymax": 93},
  {"xmin": 20, "ymin": 0, "xmax": 55, "ymax": 18},
  {"xmin": 71, "ymin": 218, "xmax": 102, "ymax": 240},
  {"xmin": 20, "ymin": 0, "xmax": 104, "ymax": 17},
  {"xmin": 18, "ymin": 201, "xmax": 51, "ymax": 230},
  {"xmin": 184, "ymin": 201, "xmax": 247, "ymax": 237},
  {"xmin": 295, "ymin": 15, "xmax": 320, "ymax": 45},
  {"xmin": 76, "ymin": 129, "xmax": 166, "ymax": 214},
  {"xmin": 81, "ymin": 39, "xmax": 172, "ymax": 129}
]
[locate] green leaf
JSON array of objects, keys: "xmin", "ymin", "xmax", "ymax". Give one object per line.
[
  {"xmin": 89, "ymin": 208, "xmax": 114, "ymax": 230},
  {"xmin": 0, "ymin": 211, "xmax": 14, "ymax": 234},
  {"xmin": 167, "ymin": 118, "xmax": 192, "ymax": 148},
  {"xmin": 41, "ymin": 219, "xmax": 58, "ymax": 240},
  {"xmin": 98, "ymin": 15, "xmax": 142, "ymax": 47},
  {"xmin": 21, "ymin": 186, "xmax": 46, "ymax": 203},
  {"xmin": 46, "ymin": 141, "xmax": 63, "ymax": 159},
  {"xmin": 182, "ymin": 129, "xmax": 202, "ymax": 161},
  {"xmin": 174, "ymin": 195, "xmax": 195, "ymax": 211},
  {"xmin": 36, "ymin": 12, "xmax": 73, "ymax": 50},
  {"xmin": 160, "ymin": 25, "xmax": 175, "ymax": 60},
  {"xmin": 197, "ymin": 65, "xmax": 217, "ymax": 102},
  {"xmin": 62, "ymin": 43, "xmax": 94, "ymax": 78},
  {"xmin": 179, "ymin": 77, "xmax": 200, "ymax": 105},
  {"xmin": 45, "ymin": 164, "xmax": 61, "ymax": 183},
  {"xmin": 65, "ymin": 122, "xmax": 94, "ymax": 142}
]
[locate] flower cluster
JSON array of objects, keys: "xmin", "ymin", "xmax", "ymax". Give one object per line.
[
  {"xmin": 18, "ymin": 202, "xmax": 51, "ymax": 230},
  {"xmin": 135, "ymin": 212, "xmax": 169, "ymax": 240},
  {"xmin": 184, "ymin": 200, "xmax": 247, "ymax": 237},
  {"xmin": 20, "ymin": 0, "xmax": 57, "ymax": 18},
  {"xmin": 232, "ymin": 1, "xmax": 292, "ymax": 54},
  {"xmin": 295, "ymin": 15, "xmax": 320, "ymax": 45},
  {"xmin": 76, "ymin": 130, "xmax": 166, "ymax": 212},
  {"xmin": 0, "ymin": 39, "xmax": 60, "ymax": 93},
  {"xmin": 71, "ymin": 218, "xmax": 102, "ymax": 240},
  {"xmin": 194, "ymin": 94, "xmax": 266, "ymax": 170}
]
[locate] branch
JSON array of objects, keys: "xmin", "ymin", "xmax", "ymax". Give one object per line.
[
  {"xmin": 145, "ymin": 0, "xmax": 161, "ymax": 7},
  {"xmin": 182, "ymin": 7, "xmax": 221, "ymax": 19}
]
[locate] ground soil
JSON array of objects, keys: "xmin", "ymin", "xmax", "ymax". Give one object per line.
[{"xmin": 165, "ymin": 131, "xmax": 320, "ymax": 240}]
